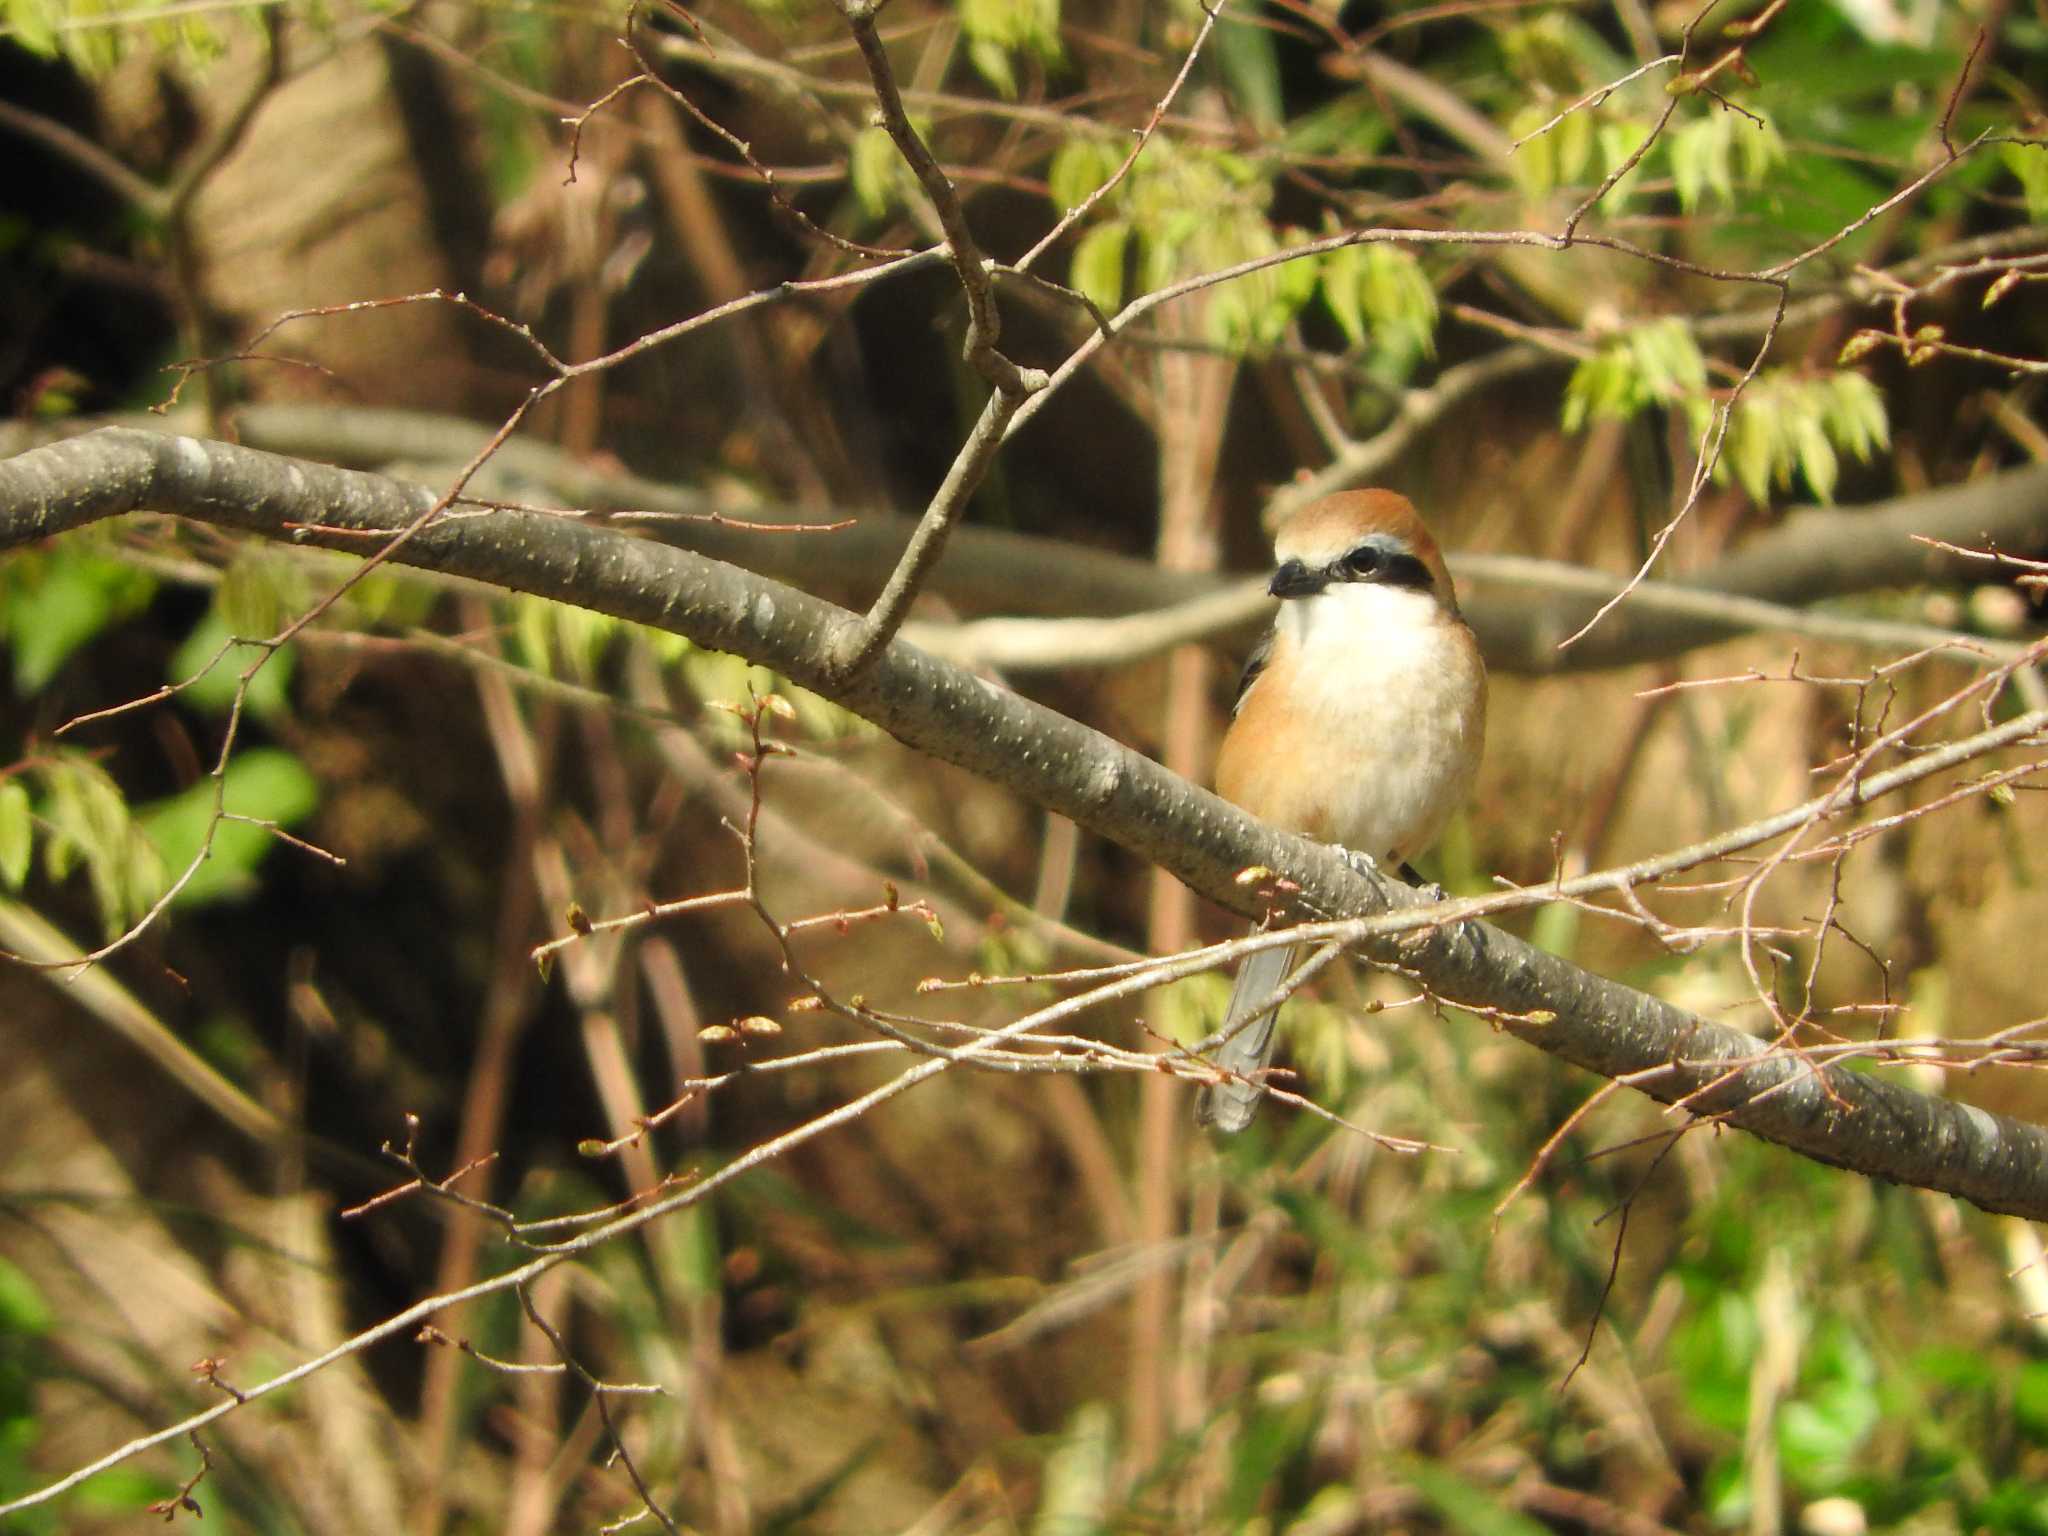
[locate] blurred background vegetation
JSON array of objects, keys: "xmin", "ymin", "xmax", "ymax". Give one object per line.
[{"xmin": 3, "ymin": 0, "xmax": 2048, "ymax": 1531}]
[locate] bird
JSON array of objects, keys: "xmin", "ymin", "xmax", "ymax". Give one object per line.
[{"xmin": 1196, "ymin": 489, "xmax": 1487, "ymax": 1133}]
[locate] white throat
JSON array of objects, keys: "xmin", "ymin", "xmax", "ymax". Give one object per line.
[{"xmin": 1277, "ymin": 580, "xmax": 1445, "ymax": 655}]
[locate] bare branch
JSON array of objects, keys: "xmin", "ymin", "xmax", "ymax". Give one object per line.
[{"xmin": 9, "ymin": 427, "xmax": 2048, "ymax": 1224}]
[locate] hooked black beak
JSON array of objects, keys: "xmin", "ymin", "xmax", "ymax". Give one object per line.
[{"xmin": 1268, "ymin": 558, "xmax": 1327, "ymax": 599}]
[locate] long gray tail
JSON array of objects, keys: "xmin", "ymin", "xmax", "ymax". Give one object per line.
[{"xmin": 1195, "ymin": 937, "xmax": 1306, "ymax": 1133}]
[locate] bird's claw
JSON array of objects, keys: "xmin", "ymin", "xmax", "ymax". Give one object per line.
[{"xmin": 1339, "ymin": 847, "xmax": 1382, "ymax": 881}]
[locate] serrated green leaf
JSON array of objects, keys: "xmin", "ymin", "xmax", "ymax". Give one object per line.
[
  {"xmin": 1321, "ymin": 244, "xmax": 1368, "ymax": 348},
  {"xmin": 0, "ymin": 780, "xmax": 31, "ymax": 888},
  {"xmin": 1794, "ymin": 410, "xmax": 1839, "ymax": 501},
  {"xmin": 1564, "ymin": 320, "xmax": 1702, "ymax": 433},
  {"xmin": 1728, "ymin": 403, "xmax": 1777, "ymax": 504},
  {"xmin": 1824, "ymin": 371, "xmax": 1889, "ymax": 460},
  {"xmin": 10, "ymin": 0, "xmax": 60, "ymax": 58},
  {"xmin": 37, "ymin": 753, "xmax": 163, "ymax": 936}
]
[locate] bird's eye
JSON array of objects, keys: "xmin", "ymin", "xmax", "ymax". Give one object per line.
[{"xmin": 1340, "ymin": 543, "xmax": 1386, "ymax": 578}]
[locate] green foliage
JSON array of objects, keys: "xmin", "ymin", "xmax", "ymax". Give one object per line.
[
  {"xmin": 509, "ymin": 594, "xmax": 865, "ymax": 740},
  {"xmin": 1047, "ymin": 139, "xmax": 1123, "ymax": 216},
  {"xmin": 23, "ymin": 750, "xmax": 167, "ymax": 937},
  {"xmin": 1051, "ymin": 140, "xmax": 1438, "ymax": 362},
  {"xmin": 677, "ymin": 645, "xmax": 872, "ymax": 744},
  {"xmin": 2002, "ymin": 144, "xmax": 2048, "ymax": 223},
  {"xmin": 959, "ymin": 0, "xmax": 1060, "ymax": 100},
  {"xmin": 1207, "ymin": 0, "xmax": 1282, "ymax": 132},
  {"xmin": 1319, "ymin": 243, "xmax": 1437, "ymax": 369},
  {"xmin": 513, "ymin": 591, "xmax": 624, "ymax": 684},
  {"xmin": 1067, "ymin": 220, "xmax": 1130, "ymax": 315},
  {"xmin": 0, "ymin": 0, "xmax": 251, "ymax": 74},
  {"xmin": 1, "ymin": 541, "xmax": 156, "ymax": 696},
  {"xmin": 0, "ymin": 779, "xmax": 30, "ymax": 889},
  {"xmin": 0, "ymin": 1258, "xmax": 57, "ymax": 1534},
  {"xmin": 1667, "ymin": 108, "xmax": 1787, "ymax": 215},
  {"xmin": 0, "ymin": 1257, "xmax": 50, "ymax": 1336},
  {"xmin": 850, "ymin": 123, "xmax": 929, "ymax": 224},
  {"xmin": 1561, "ymin": 318, "xmax": 1708, "ymax": 433},
  {"xmin": 136, "ymin": 747, "xmax": 319, "ymax": 907},
  {"xmin": 1720, "ymin": 370, "xmax": 1889, "ymax": 505},
  {"xmin": 1407, "ymin": 1460, "xmax": 1553, "ymax": 1536},
  {"xmin": 1565, "ymin": 323, "xmax": 1887, "ymax": 507}
]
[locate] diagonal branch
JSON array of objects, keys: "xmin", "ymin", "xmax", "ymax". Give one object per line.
[
  {"xmin": 826, "ymin": 2, "xmax": 1049, "ymax": 674},
  {"xmin": 8, "ymin": 426, "xmax": 2048, "ymax": 1221}
]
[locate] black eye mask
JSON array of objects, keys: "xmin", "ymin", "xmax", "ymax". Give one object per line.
[{"xmin": 1268, "ymin": 538, "xmax": 1433, "ymax": 598}]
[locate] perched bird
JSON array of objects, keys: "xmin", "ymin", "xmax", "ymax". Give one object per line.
[{"xmin": 1197, "ymin": 490, "xmax": 1487, "ymax": 1133}]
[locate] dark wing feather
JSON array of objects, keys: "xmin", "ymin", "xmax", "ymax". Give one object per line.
[{"xmin": 1232, "ymin": 624, "xmax": 1275, "ymax": 716}]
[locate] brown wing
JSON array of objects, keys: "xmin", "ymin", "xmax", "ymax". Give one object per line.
[{"xmin": 1232, "ymin": 624, "xmax": 1275, "ymax": 717}]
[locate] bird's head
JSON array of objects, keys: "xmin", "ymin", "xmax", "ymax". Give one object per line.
[{"xmin": 1267, "ymin": 490, "xmax": 1458, "ymax": 614}]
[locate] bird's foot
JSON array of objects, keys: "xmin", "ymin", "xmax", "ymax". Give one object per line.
[
  {"xmin": 1395, "ymin": 860, "xmax": 1446, "ymax": 903},
  {"xmin": 1339, "ymin": 847, "xmax": 1383, "ymax": 881}
]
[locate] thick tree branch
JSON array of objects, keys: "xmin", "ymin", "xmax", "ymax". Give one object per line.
[
  {"xmin": 10, "ymin": 409, "xmax": 2047, "ymax": 674},
  {"xmin": 8, "ymin": 426, "xmax": 2048, "ymax": 1219}
]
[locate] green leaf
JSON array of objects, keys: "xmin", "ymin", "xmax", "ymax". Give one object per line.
[
  {"xmin": 1406, "ymin": 1461, "xmax": 1553, "ymax": 1536},
  {"xmin": 1780, "ymin": 1381, "xmax": 1878, "ymax": 1488},
  {"xmin": 37, "ymin": 753, "xmax": 165, "ymax": 937},
  {"xmin": 0, "ymin": 780, "xmax": 30, "ymax": 889},
  {"xmin": 850, "ymin": 125, "xmax": 906, "ymax": 222},
  {"xmin": 1321, "ymin": 245, "xmax": 1368, "ymax": 348},
  {"xmin": 2001, "ymin": 143, "xmax": 2048, "ymax": 222},
  {"xmin": 1727, "ymin": 402, "xmax": 1777, "ymax": 505},
  {"xmin": 1048, "ymin": 138, "xmax": 1119, "ymax": 213},
  {"xmin": 0, "ymin": 1255, "xmax": 51, "ymax": 1334},
  {"xmin": 1669, "ymin": 115, "xmax": 1714, "ymax": 212},
  {"xmin": 1554, "ymin": 103, "xmax": 1594, "ymax": 185},
  {"xmin": 1212, "ymin": 0, "xmax": 1283, "ymax": 129},
  {"xmin": 74, "ymin": 1467, "xmax": 176, "ymax": 1515},
  {"xmin": 966, "ymin": 35, "xmax": 1017, "ymax": 98},
  {"xmin": 4, "ymin": 546, "xmax": 156, "ymax": 695},
  {"xmin": 1793, "ymin": 410, "xmax": 1839, "ymax": 502},
  {"xmin": 2016, "ymin": 1361, "xmax": 2048, "ymax": 1440},
  {"xmin": 1069, "ymin": 220, "xmax": 1129, "ymax": 314},
  {"xmin": 1507, "ymin": 103, "xmax": 1557, "ymax": 198}
]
